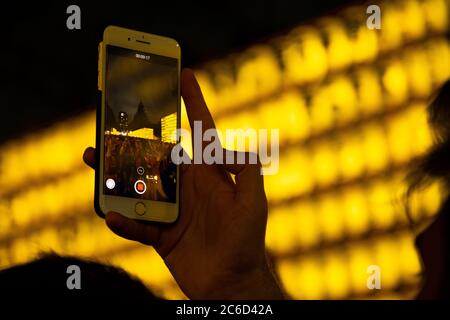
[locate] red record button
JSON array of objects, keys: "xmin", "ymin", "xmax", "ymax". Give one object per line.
[{"xmin": 134, "ymin": 180, "xmax": 147, "ymax": 194}]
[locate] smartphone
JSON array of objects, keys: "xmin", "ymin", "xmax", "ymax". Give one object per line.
[{"xmin": 95, "ymin": 26, "xmax": 180, "ymax": 223}]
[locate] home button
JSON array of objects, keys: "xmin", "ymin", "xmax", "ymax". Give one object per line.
[{"xmin": 135, "ymin": 202, "xmax": 146, "ymax": 216}]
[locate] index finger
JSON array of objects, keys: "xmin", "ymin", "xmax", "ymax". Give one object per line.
[{"xmin": 181, "ymin": 68, "xmax": 222, "ymax": 159}]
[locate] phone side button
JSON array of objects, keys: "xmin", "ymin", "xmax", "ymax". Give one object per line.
[{"xmin": 135, "ymin": 202, "xmax": 146, "ymax": 216}]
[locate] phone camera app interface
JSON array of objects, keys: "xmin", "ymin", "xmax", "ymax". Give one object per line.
[{"xmin": 104, "ymin": 45, "xmax": 178, "ymax": 203}]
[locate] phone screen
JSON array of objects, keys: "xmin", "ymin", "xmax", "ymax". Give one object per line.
[{"xmin": 103, "ymin": 45, "xmax": 178, "ymax": 203}]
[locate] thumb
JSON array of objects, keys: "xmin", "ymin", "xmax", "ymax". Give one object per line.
[
  {"xmin": 221, "ymin": 150, "xmax": 266, "ymax": 210},
  {"xmin": 83, "ymin": 147, "xmax": 96, "ymax": 169}
]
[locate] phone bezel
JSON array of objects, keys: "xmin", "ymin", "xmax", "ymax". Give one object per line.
[{"xmin": 97, "ymin": 25, "xmax": 181, "ymax": 223}]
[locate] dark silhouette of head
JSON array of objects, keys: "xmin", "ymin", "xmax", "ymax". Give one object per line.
[
  {"xmin": 0, "ymin": 252, "xmax": 161, "ymax": 300},
  {"xmin": 407, "ymin": 80, "xmax": 450, "ymax": 299}
]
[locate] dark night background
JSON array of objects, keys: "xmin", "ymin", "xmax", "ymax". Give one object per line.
[{"xmin": 0, "ymin": 0, "xmax": 357, "ymax": 144}]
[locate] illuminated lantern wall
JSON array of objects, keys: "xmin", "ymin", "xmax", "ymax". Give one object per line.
[
  {"xmin": 161, "ymin": 113, "xmax": 178, "ymax": 144},
  {"xmin": 1, "ymin": 0, "xmax": 449, "ymax": 299}
]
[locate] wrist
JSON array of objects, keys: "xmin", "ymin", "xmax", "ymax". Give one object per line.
[{"xmin": 208, "ymin": 263, "xmax": 286, "ymax": 300}]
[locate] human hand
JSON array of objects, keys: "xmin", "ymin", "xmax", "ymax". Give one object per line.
[{"xmin": 83, "ymin": 68, "xmax": 284, "ymax": 299}]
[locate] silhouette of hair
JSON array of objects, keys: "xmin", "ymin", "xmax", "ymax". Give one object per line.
[
  {"xmin": 0, "ymin": 252, "xmax": 161, "ymax": 299},
  {"xmin": 405, "ymin": 80, "xmax": 450, "ymax": 299},
  {"xmin": 406, "ymin": 80, "xmax": 450, "ymax": 224}
]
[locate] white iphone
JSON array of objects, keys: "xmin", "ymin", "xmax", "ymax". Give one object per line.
[{"xmin": 95, "ymin": 26, "xmax": 180, "ymax": 223}]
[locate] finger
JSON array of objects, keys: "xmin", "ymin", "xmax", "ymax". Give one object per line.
[
  {"xmin": 221, "ymin": 150, "xmax": 266, "ymax": 208},
  {"xmin": 221, "ymin": 149, "xmax": 259, "ymax": 174},
  {"xmin": 83, "ymin": 147, "xmax": 96, "ymax": 169},
  {"xmin": 181, "ymin": 68, "xmax": 221, "ymax": 158},
  {"xmin": 181, "ymin": 68, "xmax": 215, "ymax": 132},
  {"xmin": 180, "ymin": 162, "xmax": 191, "ymax": 177},
  {"xmin": 105, "ymin": 212, "xmax": 162, "ymax": 246}
]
